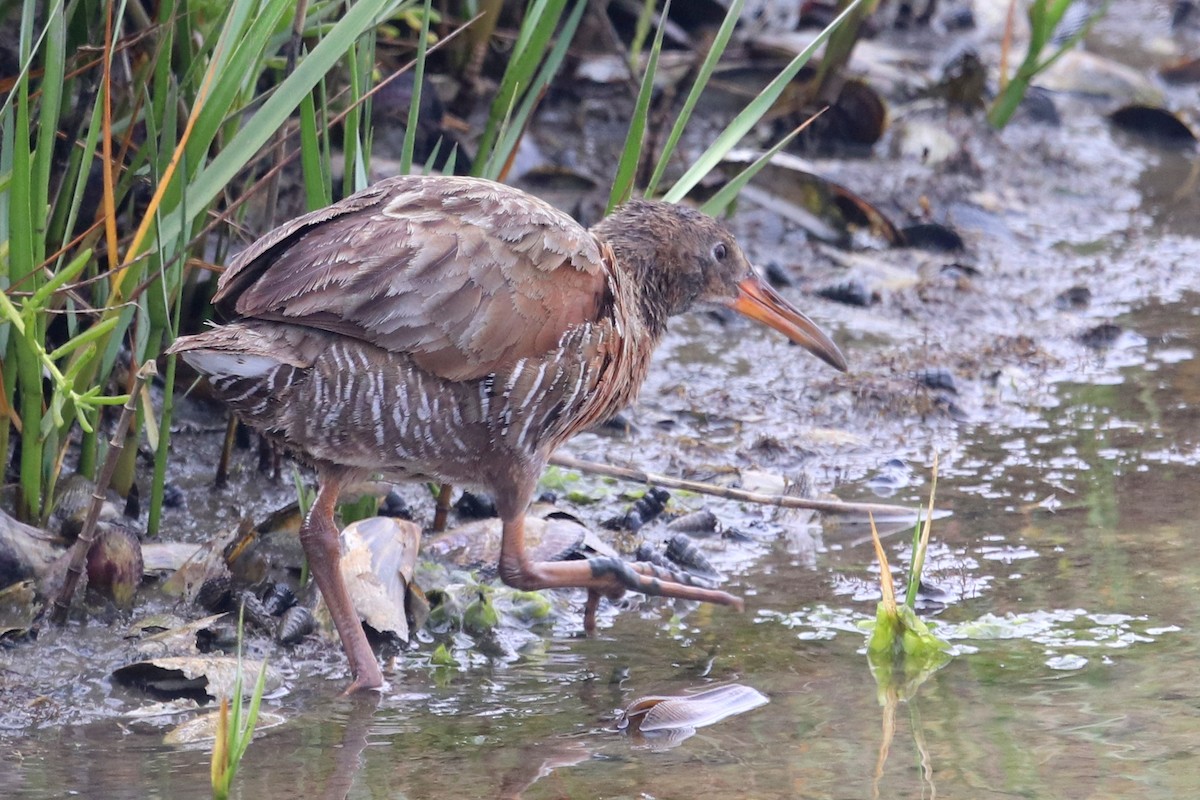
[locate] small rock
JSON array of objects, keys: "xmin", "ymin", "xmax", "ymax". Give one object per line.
[
  {"xmin": 455, "ymin": 491, "xmax": 497, "ymax": 520},
  {"xmin": 1056, "ymin": 285, "xmax": 1092, "ymax": 310},
  {"xmin": 1079, "ymin": 323, "xmax": 1123, "ymax": 349},
  {"xmin": 913, "ymin": 367, "xmax": 957, "ymax": 394},
  {"xmin": 816, "ymin": 280, "xmax": 873, "ymax": 307}
]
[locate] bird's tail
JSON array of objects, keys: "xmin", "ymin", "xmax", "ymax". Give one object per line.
[{"xmin": 168, "ymin": 323, "xmax": 312, "ymax": 425}]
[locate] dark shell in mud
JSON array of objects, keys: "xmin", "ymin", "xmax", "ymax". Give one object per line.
[
  {"xmin": 825, "ymin": 78, "xmax": 889, "ymax": 146},
  {"xmin": 261, "ymin": 583, "xmax": 297, "ymax": 616},
  {"xmin": 666, "ymin": 509, "xmax": 720, "ymax": 536},
  {"xmin": 900, "ymin": 222, "xmax": 965, "ymax": 252},
  {"xmin": 195, "ymin": 575, "xmax": 233, "ymax": 612},
  {"xmin": 816, "ymin": 280, "xmax": 874, "ymax": 307},
  {"xmin": 1079, "ymin": 322, "xmax": 1124, "ymax": 349},
  {"xmin": 1109, "ymin": 105, "xmax": 1198, "ymax": 145}
]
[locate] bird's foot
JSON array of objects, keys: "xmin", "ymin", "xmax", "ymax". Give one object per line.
[
  {"xmin": 501, "ymin": 556, "xmax": 743, "ymax": 632},
  {"xmin": 586, "ymin": 556, "xmax": 744, "ymax": 616},
  {"xmin": 339, "ymin": 638, "xmax": 385, "ymax": 694},
  {"xmin": 342, "ymin": 664, "xmax": 386, "ymax": 695}
]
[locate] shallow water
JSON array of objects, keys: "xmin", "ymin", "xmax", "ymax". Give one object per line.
[{"xmin": 7, "ymin": 293, "xmax": 1199, "ymax": 799}]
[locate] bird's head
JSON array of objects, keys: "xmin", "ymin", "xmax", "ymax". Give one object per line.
[{"xmin": 594, "ymin": 200, "xmax": 847, "ymax": 372}]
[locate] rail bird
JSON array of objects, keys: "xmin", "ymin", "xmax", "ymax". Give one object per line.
[{"xmin": 170, "ymin": 175, "xmax": 847, "ymax": 691}]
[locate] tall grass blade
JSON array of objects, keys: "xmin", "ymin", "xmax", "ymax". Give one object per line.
[
  {"xmin": 156, "ymin": 0, "xmax": 405, "ymax": 252},
  {"xmin": 608, "ymin": 0, "xmax": 671, "ymax": 212},
  {"xmin": 644, "ymin": 0, "xmax": 746, "ymax": 197},
  {"xmin": 474, "ymin": 0, "xmax": 568, "ymax": 164},
  {"xmin": 485, "ymin": 0, "xmax": 586, "ymax": 182},
  {"xmin": 399, "ymin": 0, "xmax": 433, "ymax": 175},
  {"xmin": 698, "ymin": 113, "xmax": 822, "ymax": 217},
  {"xmin": 662, "ymin": 0, "xmax": 865, "ymax": 204}
]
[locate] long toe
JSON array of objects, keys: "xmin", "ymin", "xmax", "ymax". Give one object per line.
[{"xmin": 501, "ymin": 557, "xmax": 744, "ymax": 615}]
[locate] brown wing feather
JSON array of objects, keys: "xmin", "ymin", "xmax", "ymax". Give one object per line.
[{"xmin": 213, "ymin": 175, "xmax": 611, "ymax": 381}]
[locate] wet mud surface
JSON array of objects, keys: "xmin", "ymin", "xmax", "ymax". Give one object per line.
[{"xmin": 5, "ymin": 3, "xmax": 1200, "ymax": 797}]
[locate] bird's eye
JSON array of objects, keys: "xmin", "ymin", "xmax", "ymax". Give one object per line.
[{"xmin": 712, "ymin": 243, "xmax": 728, "ymax": 261}]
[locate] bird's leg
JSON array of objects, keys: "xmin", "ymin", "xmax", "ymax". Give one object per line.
[
  {"xmin": 583, "ymin": 591, "xmax": 602, "ymax": 634},
  {"xmin": 498, "ymin": 513, "xmax": 744, "ymax": 631},
  {"xmin": 300, "ymin": 473, "xmax": 384, "ymax": 693}
]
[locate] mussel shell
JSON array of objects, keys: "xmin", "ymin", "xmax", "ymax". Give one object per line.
[
  {"xmin": 275, "ymin": 605, "xmax": 316, "ymax": 645},
  {"xmin": 826, "ymin": 78, "xmax": 889, "ymax": 145},
  {"xmin": 900, "ymin": 222, "xmax": 965, "ymax": 252},
  {"xmin": 261, "ymin": 583, "xmax": 297, "ymax": 616},
  {"xmin": 666, "ymin": 510, "xmax": 719, "ymax": 536},
  {"xmin": 1109, "ymin": 105, "xmax": 1199, "ymax": 145},
  {"xmin": 634, "ymin": 544, "xmax": 675, "ymax": 572},
  {"xmin": 194, "ymin": 575, "xmax": 233, "ymax": 612},
  {"xmin": 617, "ymin": 684, "xmax": 769, "ymax": 734},
  {"xmin": 86, "ymin": 524, "xmax": 144, "ymax": 608},
  {"xmin": 237, "ymin": 591, "xmax": 275, "ymax": 633},
  {"xmin": 664, "ymin": 534, "xmax": 718, "ymax": 578}
]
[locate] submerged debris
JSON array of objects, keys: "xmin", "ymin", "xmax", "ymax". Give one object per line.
[
  {"xmin": 164, "ymin": 708, "xmax": 286, "ymax": 745},
  {"xmin": 0, "ymin": 508, "xmax": 63, "ymax": 588},
  {"xmin": 113, "ymin": 656, "xmax": 283, "ymax": 701},
  {"xmin": 616, "ymin": 684, "xmax": 769, "ymax": 748}
]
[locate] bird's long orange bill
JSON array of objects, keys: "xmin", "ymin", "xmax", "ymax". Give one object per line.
[{"xmin": 730, "ymin": 276, "xmax": 848, "ymax": 372}]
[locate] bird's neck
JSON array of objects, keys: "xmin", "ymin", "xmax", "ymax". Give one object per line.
[
  {"xmin": 592, "ymin": 206, "xmax": 689, "ymax": 344},
  {"xmin": 598, "ymin": 241, "xmax": 674, "ymax": 343},
  {"xmin": 628, "ymin": 257, "xmax": 675, "ymax": 341}
]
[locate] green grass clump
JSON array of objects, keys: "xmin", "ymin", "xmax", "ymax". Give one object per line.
[
  {"xmin": 211, "ymin": 605, "xmax": 269, "ymax": 800},
  {"xmin": 865, "ymin": 457, "xmax": 952, "ymax": 698},
  {"xmin": 3, "ymin": 0, "xmax": 407, "ymax": 525}
]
